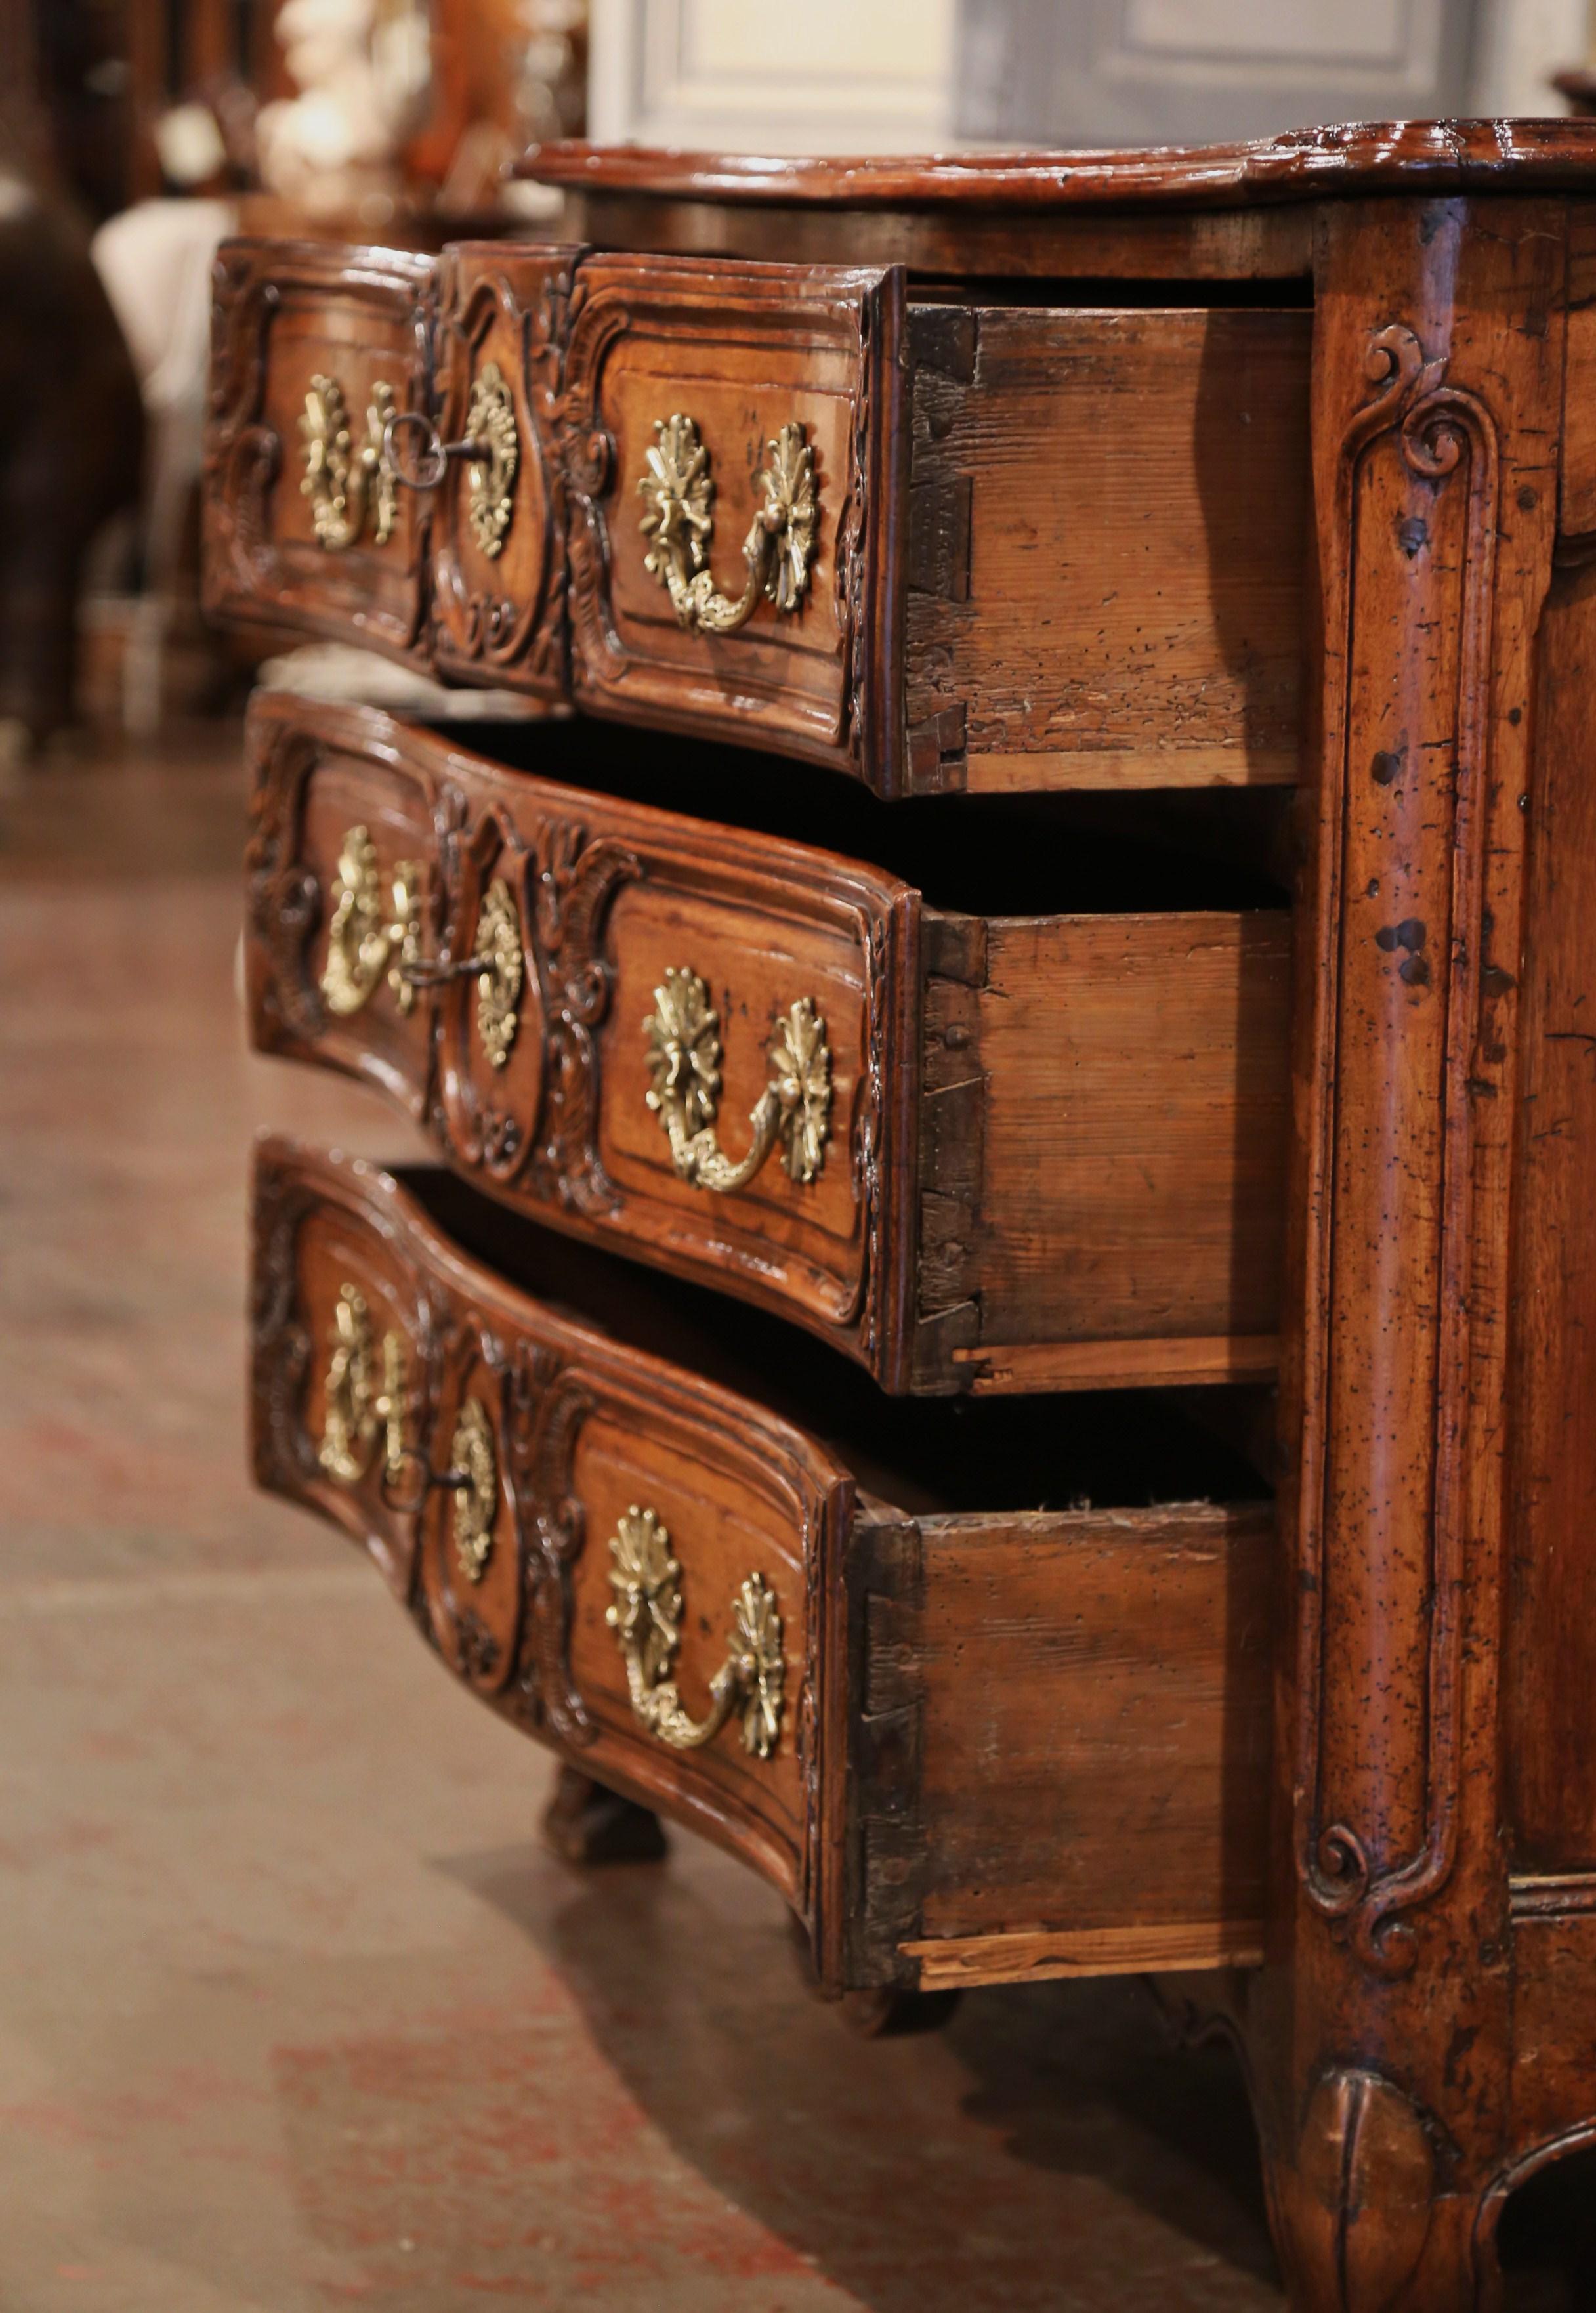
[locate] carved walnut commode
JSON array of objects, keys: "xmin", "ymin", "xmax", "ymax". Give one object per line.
[{"xmin": 205, "ymin": 122, "xmax": 1596, "ymax": 2309}]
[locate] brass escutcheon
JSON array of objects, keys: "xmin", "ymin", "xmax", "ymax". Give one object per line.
[
  {"xmin": 301, "ymin": 372, "xmax": 398, "ymax": 551},
  {"xmin": 471, "ymin": 876, "xmax": 524, "ymax": 1071},
  {"xmin": 318, "ymin": 1284, "xmax": 407, "ymax": 1486},
  {"xmin": 637, "ymin": 414, "xmax": 817, "ymax": 634},
  {"xmin": 604, "ymin": 1505, "xmax": 784, "ymax": 1759},
  {"xmin": 382, "ymin": 360, "xmax": 518, "ymax": 560},
  {"xmin": 448, "ymin": 1396, "xmax": 499, "ymax": 1582},
  {"xmin": 643, "ymin": 966, "xmax": 831, "ymax": 1192}
]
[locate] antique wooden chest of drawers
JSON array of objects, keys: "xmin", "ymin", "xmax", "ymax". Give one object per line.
[{"xmin": 207, "ymin": 120, "xmax": 1596, "ymax": 2312}]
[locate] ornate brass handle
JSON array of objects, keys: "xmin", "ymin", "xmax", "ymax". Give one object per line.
[
  {"xmin": 605, "ymin": 1506, "xmax": 784, "ymax": 1759},
  {"xmin": 318, "ymin": 1284, "xmax": 408, "ymax": 1485},
  {"xmin": 300, "ymin": 372, "xmax": 398, "ymax": 551},
  {"xmin": 320, "ymin": 825, "xmax": 425, "ymax": 1017},
  {"xmin": 383, "ymin": 362, "xmax": 519, "ymax": 560},
  {"xmin": 319, "ymin": 831, "xmax": 522, "ymax": 1072},
  {"xmin": 637, "ymin": 415, "xmax": 818, "ymax": 634},
  {"xmin": 644, "ymin": 966, "xmax": 831, "ymax": 1192}
]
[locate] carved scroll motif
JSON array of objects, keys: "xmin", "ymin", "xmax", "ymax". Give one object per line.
[
  {"xmin": 494, "ymin": 1344, "xmax": 593, "ymax": 1744},
  {"xmin": 431, "ymin": 259, "xmax": 574, "ymax": 689},
  {"xmin": 554, "ymin": 277, "xmax": 632, "ymax": 694},
  {"xmin": 1296, "ymin": 321, "xmax": 1501, "ymax": 1978}
]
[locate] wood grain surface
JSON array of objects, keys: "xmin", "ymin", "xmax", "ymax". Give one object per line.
[{"xmin": 906, "ymin": 306, "xmax": 1311, "ymax": 793}]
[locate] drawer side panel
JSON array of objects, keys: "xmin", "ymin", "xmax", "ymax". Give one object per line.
[
  {"xmin": 906, "ymin": 305, "xmax": 1311, "ymax": 794},
  {"xmin": 847, "ymin": 1502, "xmax": 1274, "ymax": 1989}
]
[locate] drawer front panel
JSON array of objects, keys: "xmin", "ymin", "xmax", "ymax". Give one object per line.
[
  {"xmin": 560, "ymin": 255, "xmax": 904, "ymax": 773},
  {"xmin": 247, "ymin": 694, "xmax": 916, "ymax": 1368},
  {"xmin": 206, "ymin": 240, "xmax": 434, "ymax": 657},
  {"xmin": 428, "ymin": 244, "xmax": 579, "ymax": 694},
  {"xmin": 253, "ymin": 1141, "xmax": 851, "ymax": 1914},
  {"xmin": 255, "ymin": 1145, "xmax": 1272, "ymax": 1993}
]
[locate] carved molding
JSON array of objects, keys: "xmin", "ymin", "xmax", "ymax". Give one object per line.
[
  {"xmin": 430, "ymin": 784, "xmax": 640, "ymax": 1204},
  {"xmin": 555, "ymin": 274, "xmax": 633, "ymax": 695},
  {"xmin": 250, "ymin": 1155, "xmax": 322, "ymax": 1499},
  {"xmin": 1473, "ymin": 2122, "xmax": 1596, "ymax": 2302},
  {"xmin": 1294, "ymin": 320, "xmax": 1501, "ymax": 1980},
  {"xmin": 501, "ymin": 1342, "xmax": 595, "ymax": 1745},
  {"xmin": 524, "ymin": 813, "xmax": 641, "ymax": 1216},
  {"xmin": 245, "ymin": 718, "xmax": 327, "ymax": 1048}
]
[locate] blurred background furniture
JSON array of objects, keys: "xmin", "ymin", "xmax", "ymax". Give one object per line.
[{"xmin": 14, "ymin": 0, "xmax": 1596, "ymax": 759}]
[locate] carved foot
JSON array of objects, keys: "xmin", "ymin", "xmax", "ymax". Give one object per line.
[
  {"xmin": 837, "ymin": 1984, "xmax": 962, "ymax": 2039},
  {"xmin": 541, "ymin": 1766, "xmax": 669, "ymax": 1866},
  {"xmin": 1267, "ymin": 2068, "xmax": 1495, "ymax": 2312}
]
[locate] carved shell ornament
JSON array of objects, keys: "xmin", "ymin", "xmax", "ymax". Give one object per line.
[
  {"xmin": 604, "ymin": 1505, "xmax": 785, "ymax": 1759},
  {"xmin": 637, "ymin": 413, "xmax": 818, "ymax": 634},
  {"xmin": 643, "ymin": 966, "xmax": 832, "ymax": 1194}
]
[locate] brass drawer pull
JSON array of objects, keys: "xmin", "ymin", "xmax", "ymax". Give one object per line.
[
  {"xmin": 383, "ymin": 362, "xmax": 519, "ymax": 560},
  {"xmin": 318, "ymin": 1284, "xmax": 407, "ymax": 1486},
  {"xmin": 638, "ymin": 415, "xmax": 817, "ymax": 635},
  {"xmin": 301, "ymin": 373, "xmax": 398, "ymax": 552},
  {"xmin": 605, "ymin": 1506, "xmax": 784, "ymax": 1760},
  {"xmin": 320, "ymin": 826, "xmax": 425, "ymax": 1017},
  {"xmin": 644, "ymin": 966, "xmax": 831, "ymax": 1192}
]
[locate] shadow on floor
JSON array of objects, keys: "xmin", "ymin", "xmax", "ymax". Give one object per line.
[
  {"xmin": 436, "ymin": 1839, "xmax": 1595, "ymax": 2313},
  {"xmin": 439, "ymin": 1841, "xmax": 1282, "ymax": 2313}
]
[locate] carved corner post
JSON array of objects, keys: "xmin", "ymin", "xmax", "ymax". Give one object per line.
[{"xmin": 1246, "ymin": 195, "xmax": 1567, "ymax": 2312}]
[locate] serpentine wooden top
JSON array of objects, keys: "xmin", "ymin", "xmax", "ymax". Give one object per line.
[{"xmin": 517, "ymin": 119, "xmax": 1596, "ymax": 211}]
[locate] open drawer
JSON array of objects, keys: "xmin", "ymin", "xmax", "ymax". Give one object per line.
[
  {"xmin": 253, "ymin": 1140, "xmax": 1274, "ymax": 1993},
  {"xmin": 205, "ymin": 238, "xmax": 1310, "ymax": 797},
  {"xmin": 247, "ymin": 692, "xmax": 1291, "ymax": 1394}
]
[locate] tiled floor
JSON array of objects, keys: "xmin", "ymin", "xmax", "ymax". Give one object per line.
[{"xmin": 0, "ymin": 725, "xmax": 1584, "ymax": 2311}]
